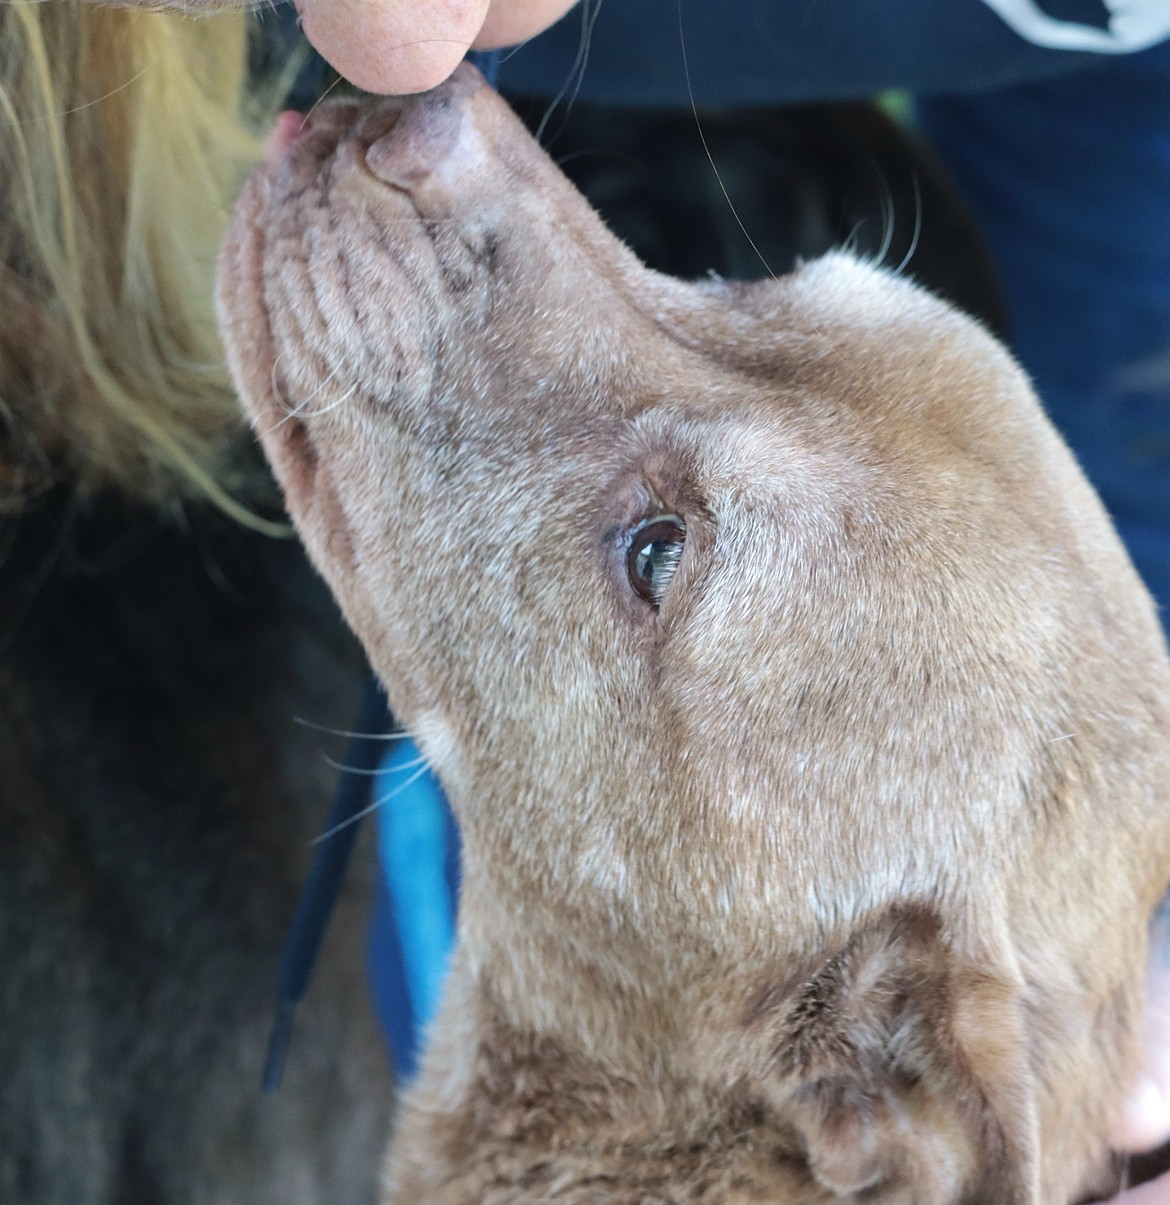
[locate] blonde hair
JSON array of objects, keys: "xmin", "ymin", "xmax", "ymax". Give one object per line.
[{"xmin": 0, "ymin": 1, "xmax": 273, "ymax": 520}]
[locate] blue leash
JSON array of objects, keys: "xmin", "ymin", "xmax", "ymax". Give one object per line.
[
  {"xmin": 263, "ymin": 676, "xmax": 391, "ymax": 1092},
  {"xmin": 263, "ymin": 50, "xmax": 499, "ymax": 1092},
  {"xmin": 469, "ymin": 47, "xmax": 502, "ymax": 86}
]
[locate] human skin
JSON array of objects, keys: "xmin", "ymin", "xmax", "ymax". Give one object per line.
[
  {"xmin": 294, "ymin": 0, "xmax": 577, "ymax": 94},
  {"xmin": 1112, "ymin": 907, "xmax": 1170, "ymax": 1201}
]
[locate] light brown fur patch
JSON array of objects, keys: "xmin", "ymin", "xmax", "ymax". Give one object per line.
[{"xmin": 218, "ymin": 67, "xmax": 1170, "ymax": 1203}]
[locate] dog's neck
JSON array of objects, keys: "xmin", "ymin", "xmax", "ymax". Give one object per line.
[
  {"xmin": 391, "ymin": 883, "xmax": 832, "ymax": 1205},
  {"xmin": 458, "ymin": 872, "xmax": 713, "ymax": 1068},
  {"xmin": 388, "ymin": 869, "xmax": 1044, "ymax": 1204}
]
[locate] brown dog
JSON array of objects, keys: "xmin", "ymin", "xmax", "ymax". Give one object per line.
[{"xmin": 218, "ymin": 65, "xmax": 1170, "ymax": 1203}]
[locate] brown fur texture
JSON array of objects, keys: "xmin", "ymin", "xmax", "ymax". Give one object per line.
[{"xmin": 218, "ymin": 67, "xmax": 1170, "ymax": 1203}]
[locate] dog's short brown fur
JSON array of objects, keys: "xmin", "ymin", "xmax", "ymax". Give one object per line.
[{"xmin": 218, "ymin": 66, "xmax": 1170, "ymax": 1203}]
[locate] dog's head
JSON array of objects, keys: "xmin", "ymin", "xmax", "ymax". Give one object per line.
[{"xmin": 218, "ymin": 67, "xmax": 1170, "ymax": 1202}]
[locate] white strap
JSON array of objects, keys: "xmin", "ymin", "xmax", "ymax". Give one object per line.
[{"xmin": 979, "ymin": 0, "xmax": 1170, "ymax": 53}]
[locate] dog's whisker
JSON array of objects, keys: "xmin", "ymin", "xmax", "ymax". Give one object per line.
[
  {"xmin": 534, "ymin": 0, "xmax": 603, "ymax": 146},
  {"xmin": 370, "ymin": 761, "xmax": 432, "ymax": 804},
  {"xmin": 275, "ymin": 378, "xmax": 357, "ymax": 427},
  {"xmin": 301, "ymin": 72, "xmax": 345, "ymax": 130},
  {"xmin": 306, "ymin": 761, "xmax": 432, "ymax": 846},
  {"xmin": 15, "ymin": 62, "xmax": 153, "ymax": 125},
  {"xmin": 677, "ymin": 0, "xmax": 775, "ymax": 283},
  {"xmin": 893, "ymin": 174, "xmax": 923, "ymax": 277},
  {"xmin": 872, "ymin": 169, "xmax": 896, "ymax": 271},
  {"xmin": 269, "ymin": 350, "xmax": 291, "ymax": 414},
  {"xmin": 294, "ymin": 379, "xmax": 358, "ymax": 420},
  {"xmin": 272, "ymin": 357, "xmax": 343, "ymax": 426},
  {"xmin": 322, "ymin": 752, "xmax": 429, "ymax": 776},
  {"xmin": 292, "ymin": 714, "xmax": 412, "ymax": 740},
  {"xmin": 840, "ymin": 218, "xmax": 867, "ymax": 260}
]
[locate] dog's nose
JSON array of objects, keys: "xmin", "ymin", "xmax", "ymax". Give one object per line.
[
  {"xmin": 364, "ymin": 61, "xmax": 489, "ymax": 193},
  {"xmin": 262, "ymin": 99, "xmax": 369, "ymax": 176}
]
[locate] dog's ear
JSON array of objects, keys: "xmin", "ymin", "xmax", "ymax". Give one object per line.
[{"xmin": 752, "ymin": 907, "xmax": 1039, "ymax": 1204}]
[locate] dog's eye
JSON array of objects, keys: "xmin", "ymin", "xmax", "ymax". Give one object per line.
[{"xmin": 627, "ymin": 515, "xmax": 686, "ymax": 607}]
